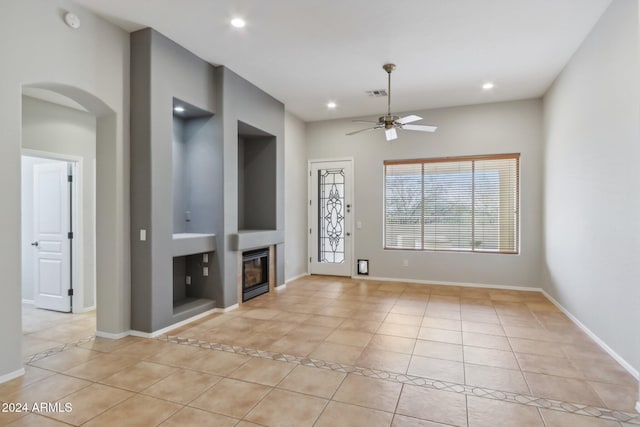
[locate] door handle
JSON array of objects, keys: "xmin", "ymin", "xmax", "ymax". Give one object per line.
[{"xmin": 31, "ymin": 241, "xmax": 39, "ymax": 247}]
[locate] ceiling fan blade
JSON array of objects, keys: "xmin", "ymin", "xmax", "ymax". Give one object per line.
[
  {"xmin": 346, "ymin": 126, "xmax": 380, "ymax": 136},
  {"xmin": 396, "ymin": 114, "xmax": 423, "ymax": 125},
  {"xmin": 402, "ymin": 124, "xmax": 438, "ymax": 132},
  {"xmin": 385, "ymin": 128, "xmax": 398, "ymax": 141}
]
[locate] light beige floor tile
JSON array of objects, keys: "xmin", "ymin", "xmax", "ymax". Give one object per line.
[
  {"xmin": 421, "ymin": 317, "xmax": 461, "ymax": 331},
  {"xmin": 110, "ymin": 339, "xmax": 172, "ymax": 359},
  {"xmin": 83, "ymin": 394, "xmax": 180, "ymax": 427},
  {"xmin": 463, "ymin": 346, "xmax": 519, "ymax": 370},
  {"xmin": 333, "ymin": 374, "xmax": 402, "ymax": 412},
  {"xmin": 396, "ymin": 385, "xmax": 467, "ymax": 426},
  {"xmin": 29, "ymin": 347, "xmax": 100, "ymax": 372},
  {"xmin": 515, "ymin": 353, "xmax": 584, "ymax": 379},
  {"xmin": 229, "ymin": 357, "xmax": 296, "ymax": 386},
  {"xmin": 356, "ymin": 348, "xmax": 412, "ymax": 373},
  {"xmin": 391, "ymin": 414, "xmax": 451, "ymax": 426},
  {"xmin": 508, "ymin": 337, "xmax": 566, "ymax": 358},
  {"xmin": 418, "ymin": 327, "xmax": 462, "ymax": 345},
  {"xmin": 465, "ymin": 364, "xmax": 530, "ymax": 394},
  {"xmin": 63, "ymin": 353, "xmax": 138, "ymax": 381},
  {"xmin": 377, "ymin": 322, "xmax": 420, "ymax": 339},
  {"xmin": 160, "ymin": 407, "xmax": 238, "ymax": 427},
  {"xmin": 413, "ymin": 340, "xmax": 463, "ymax": 362},
  {"xmin": 569, "ymin": 357, "xmax": 637, "ymax": 385},
  {"xmin": 539, "ymin": 408, "xmax": 621, "ymax": 427},
  {"xmin": 48, "ymin": 383, "xmax": 132, "ymax": 425},
  {"xmin": 277, "ymin": 365, "xmax": 345, "ymax": 398},
  {"xmin": 99, "ymin": 360, "xmax": 176, "ymax": 392},
  {"xmin": 0, "ymin": 366, "xmax": 55, "ymax": 400},
  {"xmin": 76, "ymin": 336, "xmax": 142, "ymax": 353},
  {"xmin": 142, "ymin": 369, "xmax": 221, "ymax": 404},
  {"xmin": 314, "ymin": 401, "xmax": 393, "ymax": 427},
  {"xmin": 286, "ymin": 324, "xmax": 335, "ymax": 341},
  {"xmin": 303, "ymin": 315, "xmax": 345, "ymax": 328},
  {"xmin": 367, "ymin": 335, "xmax": 416, "ymax": 355},
  {"xmin": 266, "ymin": 335, "xmax": 320, "ymax": 356},
  {"xmin": 407, "ymin": 355, "xmax": 464, "ymax": 383},
  {"xmin": 523, "ymin": 372, "xmax": 604, "ymax": 407},
  {"xmin": 467, "ymin": 395, "xmax": 544, "ymax": 427},
  {"xmin": 182, "ymin": 349, "xmax": 250, "ymax": 375},
  {"xmin": 338, "ymin": 319, "xmax": 383, "ymax": 333},
  {"xmin": 461, "ymin": 320, "xmax": 505, "ymax": 336},
  {"xmin": 309, "ymin": 342, "xmax": 363, "ymax": 365},
  {"xmin": 21, "ymin": 335, "xmax": 61, "ymax": 357},
  {"xmin": 146, "ymin": 342, "xmax": 207, "ymax": 366},
  {"xmin": 189, "ymin": 378, "xmax": 271, "ymax": 418},
  {"xmin": 325, "ymin": 329, "xmax": 373, "ymax": 348},
  {"xmin": 588, "ymin": 381, "xmax": 640, "ymax": 412},
  {"xmin": 7, "ymin": 373, "xmax": 90, "ymax": 406},
  {"xmin": 4, "ymin": 413, "xmax": 70, "ymax": 426},
  {"xmin": 385, "ymin": 313, "xmax": 423, "ymax": 326},
  {"xmin": 245, "ymin": 389, "xmax": 327, "ymax": 426},
  {"xmin": 424, "ymin": 309, "xmax": 461, "ymax": 321}
]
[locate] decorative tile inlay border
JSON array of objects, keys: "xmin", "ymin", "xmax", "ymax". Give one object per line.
[
  {"xmin": 24, "ymin": 336, "xmax": 96, "ymax": 364},
  {"xmin": 156, "ymin": 334, "xmax": 640, "ymax": 425}
]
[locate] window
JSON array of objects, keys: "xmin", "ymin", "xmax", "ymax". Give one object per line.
[{"xmin": 384, "ymin": 154, "xmax": 520, "ymax": 253}]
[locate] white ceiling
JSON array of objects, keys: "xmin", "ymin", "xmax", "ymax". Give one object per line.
[{"xmin": 72, "ymin": 0, "xmax": 611, "ymax": 122}]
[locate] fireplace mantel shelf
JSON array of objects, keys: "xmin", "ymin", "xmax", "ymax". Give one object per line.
[
  {"xmin": 232, "ymin": 229, "xmax": 284, "ymax": 251},
  {"xmin": 172, "ymin": 233, "xmax": 216, "ymax": 256}
]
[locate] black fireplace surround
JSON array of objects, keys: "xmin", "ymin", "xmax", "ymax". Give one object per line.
[{"xmin": 242, "ymin": 248, "xmax": 269, "ymax": 302}]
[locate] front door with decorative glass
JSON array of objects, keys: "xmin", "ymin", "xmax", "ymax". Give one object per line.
[{"xmin": 309, "ymin": 160, "xmax": 353, "ymax": 276}]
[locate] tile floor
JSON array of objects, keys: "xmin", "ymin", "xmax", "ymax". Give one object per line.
[{"xmin": 2, "ymin": 276, "xmax": 638, "ymax": 426}]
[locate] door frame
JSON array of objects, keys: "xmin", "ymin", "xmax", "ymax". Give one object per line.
[
  {"xmin": 22, "ymin": 149, "xmax": 84, "ymax": 313},
  {"xmin": 307, "ymin": 157, "xmax": 355, "ymax": 277}
]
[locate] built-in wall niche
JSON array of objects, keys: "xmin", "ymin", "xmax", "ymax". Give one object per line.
[
  {"xmin": 237, "ymin": 121, "xmax": 276, "ymax": 230},
  {"xmin": 172, "ymin": 97, "xmax": 216, "ymax": 234},
  {"xmin": 172, "ymin": 252, "xmax": 215, "ymax": 315}
]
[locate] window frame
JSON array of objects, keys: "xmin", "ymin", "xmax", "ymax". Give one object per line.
[{"xmin": 383, "ymin": 153, "xmax": 520, "ymax": 254}]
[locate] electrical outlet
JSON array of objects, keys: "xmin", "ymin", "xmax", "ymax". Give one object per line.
[
  {"xmin": 203, "ymin": 253, "xmax": 208, "ymax": 263},
  {"xmin": 403, "ymin": 259, "xmax": 409, "ymax": 267},
  {"xmin": 139, "ymin": 229, "xmax": 146, "ymax": 241},
  {"xmin": 186, "ymin": 275, "xmax": 191, "ymax": 285},
  {"xmin": 203, "ymin": 267, "xmax": 209, "ymax": 277}
]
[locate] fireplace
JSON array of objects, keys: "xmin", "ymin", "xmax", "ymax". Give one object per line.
[{"xmin": 242, "ymin": 248, "xmax": 269, "ymax": 302}]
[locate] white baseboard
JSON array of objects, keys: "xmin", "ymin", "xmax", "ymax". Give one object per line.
[
  {"xmin": 95, "ymin": 330, "xmax": 130, "ymax": 340},
  {"xmin": 74, "ymin": 305, "xmax": 96, "ymax": 314},
  {"xmin": 22, "ymin": 299, "xmax": 35, "ymax": 305},
  {"xmin": 540, "ymin": 290, "xmax": 639, "ymax": 380},
  {"xmin": 0, "ymin": 368, "xmax": 25, "ymax": 384},
  {"xmin": 216, "ymin": 304, "xmax": 239, "ymax": 313},
  {"xmin": 352, "ymin": 275, "xmax": 540, "ymax": 293},
  {"xmin": 285, "ymin": 272, "xmax": 309, "ymax": 284},
  {"xmin": 636, "ymin": 401, "xmax": 640, "ymax": 414},
  {"xmin": 275, "ymin": 284, "xmax": 287, "ymax": 291}
]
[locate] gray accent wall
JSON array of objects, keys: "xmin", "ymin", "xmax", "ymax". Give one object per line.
[
  {"xmin": 130, "ymin": 28, "xmax": 219, "ymax": 332},
  {"xmin": 542, "ymin": 0, "xmax": 639, "ymax": 375},
  {"xmin": 306, "ymin": 99, "xmax": 543, "ymax": 288}
]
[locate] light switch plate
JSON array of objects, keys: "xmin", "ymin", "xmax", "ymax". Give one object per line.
[
  {"xmin": 203, "ymin": 253, "xmax": 208, "ymax": 263},
  {"xmin": 203, "ymin": 267, "xmax": 209, "ymax": 276},
  {"xmin": 140, "ymin": 229, "xmax": 146, "ymax": 241}
]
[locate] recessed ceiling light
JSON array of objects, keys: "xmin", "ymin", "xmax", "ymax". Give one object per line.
[
  {"xmin": 482, "ymin": 82, "xmax": 495, "ymax": 90},
  {"xmin": 230, "ymin": 17, "xmax": 246, "ymax": 28},
  {"xmin": 174, "ymin": 106, "xmax": 185, "ymax": 113},
  {"xmin": 327, "ymin": 102, "xmax": 337, "ymax": 109}
]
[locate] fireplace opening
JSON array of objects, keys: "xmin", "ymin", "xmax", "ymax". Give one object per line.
[{"xmin": 242, "ymin": 248, "xmax": 269, "ymax": 302}]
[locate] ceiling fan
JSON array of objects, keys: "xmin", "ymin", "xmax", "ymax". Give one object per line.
[{"xmin": 347, "ymin": 63, "xmax": 438, "ymax": 142}]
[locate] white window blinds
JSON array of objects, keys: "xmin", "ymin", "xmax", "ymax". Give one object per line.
[{"xmin": 384, "ymin": 154, "xmax": 520, "ymax": 253}]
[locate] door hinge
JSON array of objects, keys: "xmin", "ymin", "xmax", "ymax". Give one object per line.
[
  {"xmin": 309, "ymin": 228, "xmax": 312, "ymax": 234},
  {"xmin": 67, "ymin": 175, "xmax": 73, "ymax": 183},
  {"xmin": 309, "ymin": 257, "xmax": 312, "ymax": 263},
  {"xmin": 68, "ymin": 232, "xmax": 73, "ymax": 239},
  {"xmin": 67, "ymin": 288, "xmax": 74, "ymax": 296},
  {"xmin": 309, "ymin": 200, "xmax": 312, "ymax": 206}
]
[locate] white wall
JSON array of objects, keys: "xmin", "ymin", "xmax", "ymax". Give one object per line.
[
  {"xmin": 22, "ymin": 96, "xmax": 97, "ymax": 311},
  {"xmin": 307, "ymin": 99, "xmax": 543, "ymax": 288},
  {"xmin": 542, "ymin": 0, "xmax": 640, "ymax": 376},
  {"xmin": 284, "ymin": 111, "xmax": 308, "ymax": 280},
  {"xmin": 0, "ymin": 0, "xmax": 129, "ymax": 380}
]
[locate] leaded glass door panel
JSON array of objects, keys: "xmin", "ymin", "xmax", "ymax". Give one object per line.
[{"xmin": 309, "ymin": 160, "xmax": 353, "ymax": 276}]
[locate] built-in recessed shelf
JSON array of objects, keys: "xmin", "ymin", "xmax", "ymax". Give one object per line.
[
  {"xmin": 232, "ymin": 229, "xmax": 283, "ymax": 251},
  {"xmin": 173, "ymin": 297, "xmax": 215, "ymax": 316},
  {"xmin": 172, "ymin": 233, "xmax": 216, "ymax": 256}
]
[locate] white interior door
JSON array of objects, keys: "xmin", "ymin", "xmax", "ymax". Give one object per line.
[
  {"xmin": 309, "ymin": 160, "xmax": 353, "ymax": 276},
  {"xmin": 33, "ymin": 162, "xmax": 71, "ymax": 312}
]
